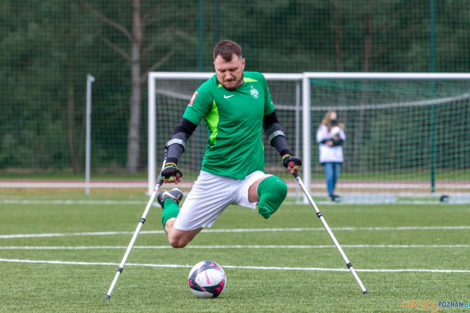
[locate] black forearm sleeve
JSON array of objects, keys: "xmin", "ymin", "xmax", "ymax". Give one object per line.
[
  {"xmin": 263, "ymin": 111, "xmax": 292, "ymax": 156},
  {"xmin": 166, "ymin": 118, "xmax": 197, "ymax": 164},
  {"xmin": 270, "ymin": 136, "xmax": 292, "ymax": 156},
  {"xmin": 166, "ymin": 144, "xmax": 184, "ymax": 165}
]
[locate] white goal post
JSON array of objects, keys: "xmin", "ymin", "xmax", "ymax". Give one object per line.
[{"xmin": 148, "ymin": 72, "xmax": 470, "ymax": 203}]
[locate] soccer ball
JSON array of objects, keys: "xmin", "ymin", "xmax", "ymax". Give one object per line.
[{"xmin": 188, "ymin": 260, "xmax": 226, "ymax": 298}]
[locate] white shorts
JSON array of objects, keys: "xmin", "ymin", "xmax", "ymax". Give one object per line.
[{"xmin": 173, "ymin": 170, "xmax": 268, "ymax": 231}]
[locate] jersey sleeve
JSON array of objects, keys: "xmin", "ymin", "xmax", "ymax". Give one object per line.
[
  {"xmin": 260, "ymin": 73, "xmax": 275, "ymax": 116},
  {"xmin": 182, "ymin": 83, "xmax": 213, "ymax": 126}
]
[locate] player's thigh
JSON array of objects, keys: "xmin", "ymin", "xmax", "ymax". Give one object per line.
[
  {"xmin": 238, "ymin": 171, "xmax": 271, "ymax": 207},
  {"xmin": 174, "ymin": 171, "xmax": 233, "ymax": 230}
]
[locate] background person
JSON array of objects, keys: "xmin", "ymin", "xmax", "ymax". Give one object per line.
[
  {"xmin": 316, "ymin": 111, "xmax": 346, "ymax": 202},
  {"xmin": 157, "ymin": 40, "xmax": 302, "ymax": 248}
]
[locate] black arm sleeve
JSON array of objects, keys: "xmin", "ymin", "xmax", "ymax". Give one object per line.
[
  {"xmin": 174, "ymin": 118, "xmax": 197, "ymax": 135},
  {"xmin": 263, "ymin": 111, "xmax": 292, "ymax": 156},
  {"xmin": 166, "ymin": 118, "xmax": 197, "ymax": 164}
]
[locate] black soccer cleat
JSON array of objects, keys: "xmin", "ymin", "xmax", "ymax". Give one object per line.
[{"xmin": 157, "ymin": 188, "xmax": 184, "ymax": 208}]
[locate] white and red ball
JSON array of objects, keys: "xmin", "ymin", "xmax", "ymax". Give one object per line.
[{"xmin": 188, "ymin": 261, "xmax": 226, "ymax": 298}]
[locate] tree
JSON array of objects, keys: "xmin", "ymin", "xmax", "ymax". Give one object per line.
[
  {"xmin": 83, "ymin": 0, "xmax": 191, "ymax": 173},
  {"xmin": 64, "ymin": 0, "xmax": 80, "ymax": 173}
]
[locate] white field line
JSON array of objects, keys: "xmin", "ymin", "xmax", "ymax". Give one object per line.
[
  {"xmin": 1, "ymin": 197, "xmax": 468, "ymax": 206},
  {"xmin": 0, "ymin": 199, "xmax": 145, "ymax": 205},
  {"xmin": 0, "ymin": 199, "xmax": 465, "ymax": 207},
  {"xmin": 1, "ymin": 181, "xmax": 468, "ymax": 190},
  {"xmin": 0, "ymin": 244, "xmax": 469, "ymax": 250},
  {"xmin": 2, "ymin": 225, "xmax": 470, "ymax": 239},
  {"xmin": 0, "ymin": 258, "xmax": 469, "ymax": 273}
]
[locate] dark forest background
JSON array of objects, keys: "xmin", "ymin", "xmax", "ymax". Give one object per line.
[{"xmin": 1, "ymin": 0, "xmax": 468, "ymax": 174}]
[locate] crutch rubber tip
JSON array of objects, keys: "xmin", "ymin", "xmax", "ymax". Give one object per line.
[
  {"xmin": 363, "ymin": 290, "xmax": 369, "ymax": 295},
  {"xmin": 105, "ymin": 295, "xmax": 111, "ymax": 299}
]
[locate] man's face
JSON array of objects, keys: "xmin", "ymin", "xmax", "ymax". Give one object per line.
[{"xmin": 213, "ymin": 54, "xmax": 245, "ymax": 90}]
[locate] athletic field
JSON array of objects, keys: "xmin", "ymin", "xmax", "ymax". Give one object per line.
[{"xmin": 0, "ymin": 189, "xmax": 469, "ymax": 313}]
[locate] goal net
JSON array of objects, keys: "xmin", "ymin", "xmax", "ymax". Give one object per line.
[
  {"xmin": 302, "ymin": 73, "xmax": 470, "ymax": 203},
  {"xmin": 149, "ymin": 72, "xmax": 470, "ymax": 203}
]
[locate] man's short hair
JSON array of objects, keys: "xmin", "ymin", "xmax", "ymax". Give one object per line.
[{"xmin": 213, "ymin": 40, "xmax": 243, "ymax": 61}]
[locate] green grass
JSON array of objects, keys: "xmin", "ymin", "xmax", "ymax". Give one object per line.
[{"xmin": 0, "ymin": 191, "xmax": 469, "ymax": 312}]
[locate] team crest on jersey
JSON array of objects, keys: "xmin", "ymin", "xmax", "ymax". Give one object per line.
[
  {"xmin": 188, "ymin": 91, "xmax": 198, "ymax": 106},
  {"xmin": 250, "ymin": 86, "xmax": 259, "ymax": 99}
]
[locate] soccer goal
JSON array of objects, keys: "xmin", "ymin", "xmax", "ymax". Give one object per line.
[
  {"xmin": 302, "ymin": 72, "xmax": 470, "ymax": 203},
  {"xmin": 148, "ymin": 72, "xmax": 470, "ymax": 203}
]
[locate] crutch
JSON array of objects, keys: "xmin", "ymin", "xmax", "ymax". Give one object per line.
[
  {"xmin": 293, "ymin": 172, "xmax": 369, "ymax": 294},
  {"xmin": 105, "ymin": 151, "xmax": 167, "ymax": 299}
]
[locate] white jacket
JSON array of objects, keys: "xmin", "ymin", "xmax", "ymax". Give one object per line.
[{"xmin": 316, "ymin": 125, "xmax": 346, "ymax": 163}]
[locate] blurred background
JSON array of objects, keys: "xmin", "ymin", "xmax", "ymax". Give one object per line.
[{"xmin": 0, "ymin": 0, "xmax": 469, "ymax": 199}]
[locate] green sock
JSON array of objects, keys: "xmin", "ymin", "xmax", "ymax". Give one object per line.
[
  {"xmin": 257, "ymin": 176, "xmax": 288, "ymax": 219},
  {"xmin": 161, "ymin": 199, "xmax": 180, "ymax": 228}
]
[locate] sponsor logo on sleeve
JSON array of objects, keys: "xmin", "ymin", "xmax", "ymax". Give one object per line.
[{"xmin": 189, "ymin": 91, "xmax": 198, "ymax": 106}]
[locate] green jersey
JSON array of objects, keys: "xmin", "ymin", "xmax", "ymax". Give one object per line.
[{"xmin": 183, "ymin": 71, "xmax": 275, "ymax": 179}]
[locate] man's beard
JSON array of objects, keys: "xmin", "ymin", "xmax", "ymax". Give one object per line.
[{"xmin": 223, "ymin": 77, "xmax": 243, "ymax": 90}]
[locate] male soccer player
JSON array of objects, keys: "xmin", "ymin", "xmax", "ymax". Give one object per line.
[{"xmin": 158, "ymin": 40, "xmax": 302, "ymax": 248}]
